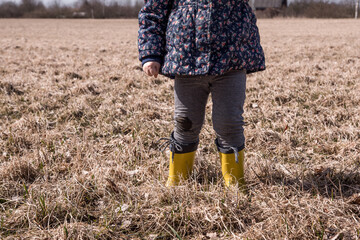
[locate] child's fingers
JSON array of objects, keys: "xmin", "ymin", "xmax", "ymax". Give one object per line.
[
  {"xmin": 143, "ymin": 62, "xmax": 160, "ymax": 77},
  {"xmin": 149, "ymin": 67, "xmax": 155, "ymax": 76},
  {"xmin": 145, "ymin": 66, "xmax": 153, "ymax": 76},
  {"xmin": 153, "ymin": 65, "xmax": 159, "ymax": 78},
  {"xmin": 149, "ymin": 65, "xmax": 159, "ymax": 77}
]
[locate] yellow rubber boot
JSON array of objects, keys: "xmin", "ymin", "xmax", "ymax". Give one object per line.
[
  {"xmin": 220, "ymin": 149, "xmax": 245, "ymax": 188},
  {"xmin": 166, "ymin": 151, "xmax": 196, "ymax": 187}
]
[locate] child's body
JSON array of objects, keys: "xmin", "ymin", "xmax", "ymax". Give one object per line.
[{"xmin": 138, "ymin": 0, "xmax": 265, "ymax": 188}]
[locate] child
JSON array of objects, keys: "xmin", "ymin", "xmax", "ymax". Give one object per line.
[{"xmin": 138, "ymin": 0, "xmax": 265, "ymax": 188}]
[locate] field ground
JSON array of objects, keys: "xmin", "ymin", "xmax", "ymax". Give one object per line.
[{"xmin": 0, "ymin": 19, "xmax": 360, "ymax": 239}]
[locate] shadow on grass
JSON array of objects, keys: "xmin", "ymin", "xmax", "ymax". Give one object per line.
[
  {"xmin": 255, "ymin": 165, "xmax": 360, "ymax": 198},
  {"xmin": 192, "ymin": 155, "xmax": 222, "ymax": 186}
]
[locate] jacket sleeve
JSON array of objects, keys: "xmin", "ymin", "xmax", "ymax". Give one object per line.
[
  {"xmin": 141, "ymin": 55, "xmax": 163, "ymax": 66},
  {"xmin": 138, "ymin": 0, "xmax": 173, "ymax": 62}
]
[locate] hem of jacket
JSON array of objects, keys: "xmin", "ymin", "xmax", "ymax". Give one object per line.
[
  {"xmin": 246, "ymin": 66, "xmax": 266, "ymax": 74},
  {"xmin": 160, "ymin": 65, "xmax": 266, "ymax": 79}
]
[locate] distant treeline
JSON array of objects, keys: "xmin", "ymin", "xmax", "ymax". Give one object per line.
[
  {"xmin": 0, "ymin": 0, "xmax": 357, "ymax": 18},
  {"xmin": 259, "ymin": 0, "xmax": 356, "ymax": 18},
  {"xmin": 0, "ymin": 0, "xmax": 143, "ymax": 18}
]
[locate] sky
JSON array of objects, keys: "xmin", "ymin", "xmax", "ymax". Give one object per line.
[{"xmin": 0, "ymin": 0, "xmax": 344, "ymax": 7}]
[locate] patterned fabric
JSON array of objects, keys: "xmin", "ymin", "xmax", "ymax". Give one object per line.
[{"xmin": 138, "ymin": 0, "xmax": 266, "ymax": 78}]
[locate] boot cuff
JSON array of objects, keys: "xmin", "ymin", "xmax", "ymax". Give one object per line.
[
  {"xmin": 215, "ymin": 138, "xmax": 245, "ymax": 154},
  {"xmin": 157, "ymin": 132, "xmax": 198, "ymax": 154},
  {"xmin": 170, "ymin": 132, "xmax": 199, "ymax": 153}
]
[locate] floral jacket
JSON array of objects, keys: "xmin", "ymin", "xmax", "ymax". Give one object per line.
[{"xmin": 138, "ymin": 0, "xmax": 266, "ymax": 79}]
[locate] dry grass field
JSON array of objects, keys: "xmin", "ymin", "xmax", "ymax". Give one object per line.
[{"xmin": 0, "ymin": 18, "xmax": 359, "ymax": 239}]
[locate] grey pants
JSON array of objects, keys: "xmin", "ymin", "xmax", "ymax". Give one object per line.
[{"xmin": 173, "ymin": 69, "xmax": 247, "ymax": 150}]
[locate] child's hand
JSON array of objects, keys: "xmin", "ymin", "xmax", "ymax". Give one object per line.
[{"xmin": 143, "ymin": 61, "xmax": 160, "ymax": 78}]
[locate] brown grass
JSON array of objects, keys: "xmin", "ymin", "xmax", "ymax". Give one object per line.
[{"xmin": 0, "ymin": 19, "xmax": 360, "ymax": 239}]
